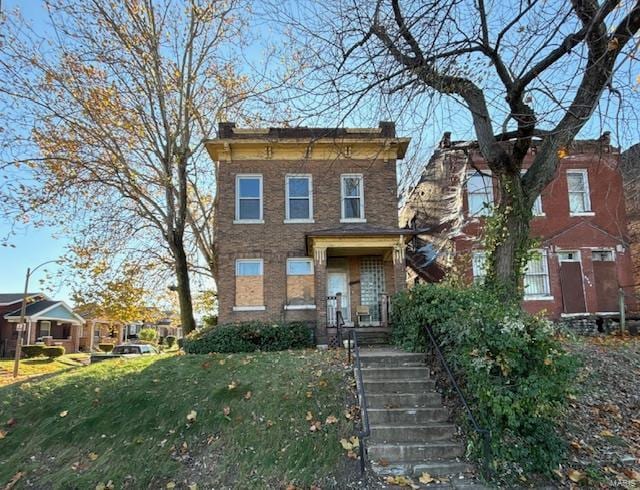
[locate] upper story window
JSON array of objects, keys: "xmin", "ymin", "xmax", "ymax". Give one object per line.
[
  {"xmin": 467, "ymin": 171, "xmax": 493, "ymax": 216},
  {"xmin": 285, "ymin": 175, "xmax": 313, "ymax": 222},
  {"xmin": 567, "ymin": 169, "xmax": 592, "ymax": 215},
  {"xmin": 524, "ymin": 250, "xmax": 551, "ymax": 299},
  {"xmin": 235, "ymin": 175, "xmax": 263, "ymax": 223},
  {"xmin": 341, "ymin": 174, "xmax": 365, "ymax": 222}
]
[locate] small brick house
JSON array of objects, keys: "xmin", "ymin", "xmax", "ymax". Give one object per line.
[
  {"xmin": 401, "ymin": 135, "xmax": 636, "ymax": 320},
  {"xmin": 0, "ymin": 293, "xmax": 86, "ymax": 357},
  {"xmin": 205, "ymin": 122, "xmax": 411, "ymax": 345}
]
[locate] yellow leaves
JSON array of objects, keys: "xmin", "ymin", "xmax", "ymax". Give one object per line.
[
  {"xmin": 340, "ymin": 436, "xmax": 359, "ymax": 451},
  {"xmin": 599, "ymin": 429, "xmax": 614, "ymax": 437},
  {"xmin": 59, "ymin": 410, "xmax": 69, "ymax": 418},
  {"xmin": 305, "ymin": 411, "xmax": 313, "ymax": 421},
  {"xmin": 568, "ymin": 469, "xmax": 585, "ymax": 483},
  {"xmin": 166, "ymin": 482, "xmax": 176, "ymax": 489},
  {"xmin": 95, "ymin": 481, "xmax": 114, "ymax": 490},
  {"xmin": 344, "ymin": 410, "xmax": 353, "ymax": 420},
  {"xmin": 309, "ymin": 420, "xmax": 322, "ymax": 432},
  {"xmin": 219, "ymin": 359, "xmax": 226, "ymax": 366},
  {"xmin": 384, "ymin": 475, "xmax": 418, "ymax": 488},
  {"xmin": 557, "ymin": 147, "xmax": 569, "ymax": 159},
  {"xmin": 418, "ymin": 472, "xmax": 435, "ymax": 484},
  {"xmin": 325, "ymin": 415, "xmax": 338, "ymax": 424},
  {"xmin": 243, "ymin": 391, "xmax": 252, "ymax": 400},
  {"xmin": 88, "ymin": 452, "xmax": 99, "ymax": 461},
  {"xmin": 186, "ymin": 410, "xmax": 197, "ymax": 423},
  {"xmin": 228, "ymin": 381, "xmax": 237, "ymax": 390},
  {"xmin": 318, "ymin": 379, "xmax": 328, "ymax": 388},
  {"xmin": 305, "ymin": 391, "xmax": 313, "ymax": 399},
  {"xmin": 544, "ymin": 357, "xmax": 553, "ymax": 366},
  {"xmin": 0, "ymin": 430, "xmax": 6, "ymax": 439}
]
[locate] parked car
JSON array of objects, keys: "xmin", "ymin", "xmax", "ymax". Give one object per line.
[{"xmin": 90, "ymin": 343, "xmax": 158, "ymax": 363}]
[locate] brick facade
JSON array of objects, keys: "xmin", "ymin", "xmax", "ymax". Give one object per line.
[{"xmin": 207, "ymin": 123, "xmax": 410, "ymax": 343}]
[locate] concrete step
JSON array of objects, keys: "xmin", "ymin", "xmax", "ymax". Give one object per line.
[
  {"xmin": 367, "ymin": 392, "xmax": 442, "ymax": 409},
  {"xmin": 360, "ymin": 366, "xmax": 429, "ymax": 381},
  {"xmin": 368, "ymin": 441, "xmax": 464, "ymax": 461},
  {"xmin": 370, "ymin": 423, "xmax": 456, "ymax": 443},
  {"xmin": 371, "ymin": 459, "xmax": 475, "ymax": 478},
  {"xmin": 368, "ymin": 407, "xmax": 449, "ymax": 424},
  {"xmin": 359, "ymin": 349, "xmax": 427, "ymax": 367},
  {"xmin": 362, "ymin": 379, "xmax": 436, "ymax": 394}
]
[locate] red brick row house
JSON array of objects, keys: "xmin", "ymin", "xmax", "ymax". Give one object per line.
[
  {"xmin": 0, "ymin": 293, "xmax": 85, "ymax": 357},
  {"xmin": 205, "ymin": 122, "xmax": 411, "ymax": 345},
  {"xmin": 400, "ymin": 135, "xmax": 636, "ymax": 321}
]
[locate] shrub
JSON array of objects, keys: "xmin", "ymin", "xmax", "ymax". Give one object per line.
[
  {"xmin": 183, "ymin": 321, "xmax": 314, "ymax": 354},
  {"xmin": 22, "ymin": 344, "xmax": 45, "ymax": 358},
  {"xmin": 43, "ymin": 346, "xmax": 65, "ymax": 358},
  {"xmin": 165, "ymin": 335, "xmax": 176, "ymax": 348},
  {"xmin": 139, "ymin": 328, "xmax": 157, "ymax": 342},
  {"xmin": 99, "ymin": 343, "xmax": 114, "ymax": 353},
  {"xmin": 177, "ymin": 338, "xmax": 184, "ymax": 349},
  {"xmin": 391, "ymin": 283, "xmax": 577, "ymax": 480}
]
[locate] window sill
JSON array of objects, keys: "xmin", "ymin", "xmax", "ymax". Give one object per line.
[
  {"xmin": 524, "ymin": 296, "xmax": 554, "ymax": 301},
  {"xmin": 570, "ymin": 212, "xmax": 595, "ymax": 217},
  {"xmin": 284, "ymin": 304, "xmax": 316, "ymax": 310},
  {"xmin": 233, "ymin": 305, "xmax": 266, "ymax": 312},
  {"xmin": 284, "ymin": 219, "xmax": 315, "ymax": 224},
  {"xmin": 561, "ymin": 312, "xmax": 589, "ymax": 318},
  {"xmin": 233, "ymin": 219, "xmax": 265, "ymax": 224},
  {"xmin": 532, "ymin": 213, "xmax": 546, "ymax": 218},
  {"xmin": 340, "ymin": 218, "xmax": 367, "ymax": 223}
]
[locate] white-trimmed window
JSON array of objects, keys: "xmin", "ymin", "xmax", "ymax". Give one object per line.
[
  {"xmin": 567, "ymin": 169, "xmax": 592, "ymax": 214},
  {"xmin": 467, "ymin": 171, "xmax": 493, "ymax": 216},
  {"xmin": 471, "ymin": 251, "xmax": 487, "ymax": 283},
  {"xmin": 341, "ymin": 174, "xmax": 365, "ymax": 221},
  {"xmin": 287, "ymin": 258, "xmax": 314, "ymax": 275},
  {"xmin": 236, "ymin": 259, "xmax": 263, "ymax": 276},
  {"xmin": 522, "ymin": 170, "xmax": 544, "ymax": 216},
  {"xmin": 524, "ymin": 250, "xmax": 551, "ymax": 299},
  {"xmin": 285, "ymin": 175, "xmax": 313, "ymax": 222},
  {"xmin": 592, "ymin": 250, "xmax": 614, "ymax": 262},
  {"xmin": 235, "ymin": 175, "xmax": 263, "ymax": 222},
  {"xmin": 39, "ymin": 320, "xmax": 51, "ymax": 337}
]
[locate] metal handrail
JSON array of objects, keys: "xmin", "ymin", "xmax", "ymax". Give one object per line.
[
  {"xmin": 348, "ymin": 329, "xmax": 371, "ymax": 475},
  {"xmin": 424, "ymin": 324, "xmax": 492, "ymax": 479},
  {"xmin": 336, "ymin": 310, "xmax": 345, "ymax": 346}
]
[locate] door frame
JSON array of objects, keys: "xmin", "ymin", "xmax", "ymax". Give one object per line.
[
  {"xmin": 327, "ymin": 269, "xmax": 351, "ymax": 325},
  {"xmin": 557, "ymin": 249, "xmax": 588, "ymax": 315}
]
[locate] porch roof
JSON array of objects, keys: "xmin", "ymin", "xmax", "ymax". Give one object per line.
[
  {"xmin": 0, "ymin": 292, "xmax": 48, "ymax": 306},
  {"xmin": 4, "ymin": 300, "xmax": 85, "ymax": 325},
  {"xmin": 305, "ymin": 225, "xmax": 414, "ymax": 256}
]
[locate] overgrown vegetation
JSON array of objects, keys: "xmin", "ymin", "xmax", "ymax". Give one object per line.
[
  {"xmin": 183, "ymin": 322, "xmax": 314, "ymax": 354},
  {"xmin": 98, "ymin": 344, "xmax": 114, "ymax": 353},
  {"xmin": 139, "ymin": 328, "xmax": 158, "ymax": 342},
  {"xmin": 0, "ymin": 351, "xmax": 355, "ymax": 488},
  {"xmin": 391, "ymin": 283, "xmax": 578, "ymax": 481}
]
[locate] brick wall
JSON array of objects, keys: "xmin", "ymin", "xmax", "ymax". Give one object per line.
[{"xmin": 216, "ymin": 157, "xmax": 399, "ymax": 324}]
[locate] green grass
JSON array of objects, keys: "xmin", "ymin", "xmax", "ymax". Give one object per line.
[
  {"xmin": 0, "ymin": 354, "xmax": 89, "ymax": 387},
  {"xmin": 0, "ymin": 350, "xmax": 355, "ymax": 489}
]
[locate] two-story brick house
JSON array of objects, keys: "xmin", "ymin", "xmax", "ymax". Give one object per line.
[
  {"xmin": 205, "ymin": 122, "xmax": 411, "ymax": 345},
  {"xmin": 401, "ymin": 134, "xmax": 636, "ymax": 320}
]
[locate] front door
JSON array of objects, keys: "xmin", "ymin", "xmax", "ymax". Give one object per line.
[
  {"xmin": 327, "ymin": 271, "xmax": 350, "ymax": 324},
  {"xmin": 559, "ymin": 251, "xmax": 587, "ymax": 313},
  {"xmin": 592, "ymin": 250, "xmax": 618, "ymax": 312}
]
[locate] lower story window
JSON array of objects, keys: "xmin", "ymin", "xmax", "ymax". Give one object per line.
[
  {"xmin": 39, "ymin": 320, "xmax": 51, "ymax": 337},
  {"xmin": 235, "ymin": 259, "xmax": 264, "ymax": 308},
  {"xmin": 524, "ymin": 250, "xmax": 551, "ymax": 298},
  {"xmin": 286, "ymin": 258, "xmax": 315, "ymax": 306}
]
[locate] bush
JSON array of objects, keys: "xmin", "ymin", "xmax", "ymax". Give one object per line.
[
  {"xmin": 139, "ymin": 328, "xmax": 157, "ymax": 342},
  {"xmin": 99, "ymin": 343, "xmax": 114, "ymax": 353},
  {"xmin": 165, "ymin": 335, "xmax": 176, "ymax": 348},
  {"xmin": 22, "ymin": 344, "xmax": 45, "ymax": 358},
  {"xmin": 177, "ymin": 338, "xmax": 184, "ymax": 349},
  {"xmin": 391, "ymin": 283, "xmax": 577, "ymax": 480},
  {"xmin": 183, "ymin": 321, "xmax": 314, "ymax": 354},
  {"xmin": 42, "ymin": 346, "xmax": 65, "ymax": 358}
]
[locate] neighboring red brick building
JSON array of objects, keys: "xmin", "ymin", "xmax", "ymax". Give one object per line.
[
  {"xmin": 401, "ymin": 135, "xmax": 635, "ymax": 320},
  {"xmin": 205, "ymin": 122, "xmax": 411, "ymax": 345}
]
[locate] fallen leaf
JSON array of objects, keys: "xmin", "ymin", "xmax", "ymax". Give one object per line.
[
  {"xmin": 325, "ymin": 415, "xmax": 338, "ymax": 424},
  {"xmin": 309, "ymin": 421, "xmax": 321, "ymax": 432},
  {"xmin": 305, "ymin": 391, "xmax": 313, "ymax": 399},
  {"xmin": 385, "ymin": 475, "xmax": 418, "ymax": 488},
  {"xmin": 568, "ymin": 469, "xmax": 585, "ymax": 483},
  {"xmin": 188, "ymin": 484, "xmax": 198, "ymax": 490},
  {"xmin": 244, "ymin": 391, "xmax": 252, "ymax": 400},
  {"xmin": 187, "ymin": 410, "xmax": 197, "ymax": 423},
  {"xmin": 419, "ymin": 472, "xmax": 434, "ymax": 484},
  {"xmin": 346, "ymin": 449, "xmax": 358, "ymax": 459},
  {"xmin": 285, "ymin": 485, "xmax": 296, "ymax": 490},
  {"xmin": 318, "ymin": 379, "xmax": 328, "ymax": 388},
  {"xmin": 623, "ymin": 468, "xmax": 640, "ymax": 481},
  {"xmin": 340, "ymin": 438, "xmax": 354, "ymax": 450},
  {"xmin": 166, "ymin": 482, "xmax": 176, "ymax": 489},
  {"xmin": 600, "ymin": 429, "xmax": 614, "ymax": 437},
  {"xmin": 94, "ymin": 387, "xmax": 100, "ymax": 393},
  {"xmin": 201, "ymin": 361, "xmax": 211, "ymax": 369},
  {"xmin": 344, "ymin": 410, "xmax": 353, "ymax": 420},
  {"xmin": 223, "ymin": 406, "xmax": 230, "ymax": 417},
  {"xmin": 88, "ymin": 452, "xmax": 99, "ymax": 461},
  {"xmin": 6, "ymin": 418, "xmax": 17, "ymax": 427},
  {"xmin": 59, "ymin": 410, "xmax": 68, "ymax": 418},
  {"xmin": 219, "ymin": 359, "xmax": 225, "ymax": 365},
  {"xmin": 0, "ymin": 430, "xmax": 6, "ymax": 439},
  {"xmin": 378, "ymin": 458, "xmax": 389, "ymax": 467},
  {"xmin": 305, "ymin": 411, "xmax": 313, "ymax": 421},
  {"xmin": 228, "ymin": 381, "xmax": 237, "ymax": 390},
  {"xmin": 266, "ymin": 419, "xmax": 274, "ymax": 428}
]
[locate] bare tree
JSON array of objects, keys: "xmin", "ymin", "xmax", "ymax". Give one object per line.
[
  {"xmin": 266, "ymin": 0, "xmax": 640, "ymax": 295},
  {"xmin": 0, "ymin": 0, "xmax": 251, "ymax": 332}
]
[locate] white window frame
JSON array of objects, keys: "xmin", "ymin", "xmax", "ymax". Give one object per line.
[
  {"xmin": 521, "ymin": 169, "xmax": 544, "ymax": 216},
  {"xmin": 558, "ymin": 250, "xmax": 581, "ymax": 262},
  {"xmin": 39, "ymin": 320, "xmax": 51, "ymax": 337},
  {"xmin": 591, "ymin": 249, "xmax": 614, "ymax": 262},
  {"xmin": 340, "ymin": 174, "xmax": 366, "ymax": 223},
  {"xmin": 567, "ymin": 169, "xmax": 594, "ymax": 216},
  {"xmin": 471, "ymin": 251, "xmax": 487, "ymax": 284},
  {"xmin": 466, "ymin": 170, "xmax": 494, "ymax": 216},
  {"xmin": 284, "ymin": 174, "xmax": 314, "ymax": 223},
  {"xmin": 286, "ymin": 258, "xmax": 314, "ymax": 275},
  {"xmin": 235, "ymin": 258, "xmax": 264, "ymax": 276},
  {"xmin": 234, "ymin": 174, "xmax": 264, "ymax": 224},
  {"xmin": 523, "ymin": 249, "xmax": 553, "ymax": 301}
]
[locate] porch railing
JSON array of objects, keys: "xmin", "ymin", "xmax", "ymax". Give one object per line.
[{"xmin": 347, "ymin": 329, "xmax": 371, "ymax": 475}]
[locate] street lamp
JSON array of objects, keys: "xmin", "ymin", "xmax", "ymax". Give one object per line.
[{"xmin": 13, "ymin": 259, "xmax": 61, "ymax": 378}]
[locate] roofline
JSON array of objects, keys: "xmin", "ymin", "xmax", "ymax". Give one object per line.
[
  {"xmin": 4, "ymin": 300, "xmax": 85, "ymax": 324},
  {"xmin": 0, "ymin": 292, "xmax": 50, "ymax": 306}
]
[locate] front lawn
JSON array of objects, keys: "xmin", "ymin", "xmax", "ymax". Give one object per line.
[
  {"xmin": 0, "ymin": 354, "xmax": 89, "ymax": 387},
  {"xmin": 0, "ymin": 350, "xmax": 356, "ymax": 489}
]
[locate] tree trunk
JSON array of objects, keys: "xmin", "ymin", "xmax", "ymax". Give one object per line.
[
  {"xmin": 485, "ymin": 169, "xmax": 533, "ymax": 301},
  {"xmin": 172, "ymin": 234, "xmax": 197, "ymax": 334}
]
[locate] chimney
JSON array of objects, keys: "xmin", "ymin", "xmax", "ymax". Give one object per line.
[
  {"xmin": 439, "ymin": 131, "xmax": 452, "ymax": 149},
  {"xmin": 218, "ymin": 121, "xmax": 236, "ymax": 138},
  {"xmin": 379, "ymin": 121, "xmax": 396, "ymax": 138},
  {"xmin": 599, "ymin": 131, "xmax": 611, "ymax": 146}
]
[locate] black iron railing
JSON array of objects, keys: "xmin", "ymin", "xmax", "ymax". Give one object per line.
[
  {"xmin": 424, "ymin": 324, "xmax": 492, "ymax": 479},
  {"xmin": 347, "ymin": 329, "xmax": 371, "ymax": 475}
]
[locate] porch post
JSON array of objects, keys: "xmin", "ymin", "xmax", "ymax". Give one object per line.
[
  {"xmin": 89, "ymin": 320, "xmax": 96, "ymax": 351},
  {"xmin": 392, "ymin": 240, "xmax": 407, "ymax": 292},
  {"xmin": 72, "ymin": 324, "xmax": 80, "ymax": 353},
  {"xmin": 27, "ymin": 320, "xmax": 36, "ymax": 345},
  {"xmin": 314, "ymin": 247, "xmax": 328, "ymax": 345}
]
